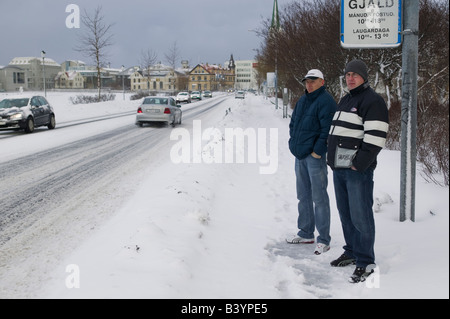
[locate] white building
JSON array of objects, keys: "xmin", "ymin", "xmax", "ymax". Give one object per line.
[
  {"xmin": 8, "ymin": 57, "xmax": 61, "ymax": 91},
  {"xmin": 235, "ymin": 60, "xmax": 258, "ymax": 91}
]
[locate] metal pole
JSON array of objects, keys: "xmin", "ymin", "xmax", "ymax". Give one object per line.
[
  {"xmin": 275, "ymin": 52, "xmax": 278, "ymax": 110},
  {"xmin": 122, "ymin": 65, "xmax": 125, "ymax": 100},
  {"xmin": 41, "ymin": 51, "xmax": 46, "ymax": 97},
  {"xmin": 400, "ymin": 0, "xmax": 419, "ymax": 222}
]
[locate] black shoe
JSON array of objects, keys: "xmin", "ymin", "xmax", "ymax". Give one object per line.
[
  {"xmin": 330, "ymin": 253, "xmax": 356, "ymax": 267},
  {"xmin": 349, "ymin": 266, "xmax": 374, "ymax": 283}
]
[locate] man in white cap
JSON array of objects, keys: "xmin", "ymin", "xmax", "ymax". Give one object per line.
[{"xmin": 287, "ymin": 69, "xmax": 337, "ymax": 255}]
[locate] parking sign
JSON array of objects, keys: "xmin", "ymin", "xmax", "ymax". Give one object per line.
[{"xmin": 341, "ymin": 0, "xmax": 402, "ymax": 48}]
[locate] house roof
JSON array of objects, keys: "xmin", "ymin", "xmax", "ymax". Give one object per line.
[
  {"xmin": 9, "ymin": 57, "xmax": 61, "ymax": 67},
  {"xmin": 55, "ymin": 71, "xmax": 81, "ymax": 80}
]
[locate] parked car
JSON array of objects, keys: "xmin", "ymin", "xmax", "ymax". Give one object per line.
[
  {"xmin": 203, "ymin": 90, "xmax": 212, "ymax": 98},
  {"xmin": 235, "ymin": 90, "xmax": 245, "ymax": 99},
  {"xmin": 136, "ymin": 96, "xmax": 182, "ymax": 127},
  {"xmin": 176, "ymin": 91, "xmax": 191, "ymax": 103},
  {"xmin": 0, "ymin": 95, "xmax": 56, "ymax": 133},
  {"xmin": 191, "ymin": 91, "xmax": 202, "ymax": 100}
]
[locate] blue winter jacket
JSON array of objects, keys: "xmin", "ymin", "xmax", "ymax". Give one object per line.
[{"xmin": 289, "ymin": 86, "xmax": 337, "ymax": 160}]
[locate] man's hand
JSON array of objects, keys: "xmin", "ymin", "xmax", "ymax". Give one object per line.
[{"xmin": 311, "ymin": 152, "xmax": 321, "ymax": 159}]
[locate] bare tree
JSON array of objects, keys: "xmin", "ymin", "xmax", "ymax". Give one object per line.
[
  {"xmin": 139, "ymin": 49, "xmax": 158, "ymax": 92},
  {"xmin": 76, "ymin": 6, "xmax": 114, "ymax": 100},
  {"xmin": 164, "ymin": 41, "xmax": 181, "ymax": 69},
  {"xmin": 256, "ymin": 0, "xmax": 449, "ymax": 185}
]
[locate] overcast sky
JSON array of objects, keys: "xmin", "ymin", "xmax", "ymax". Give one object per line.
[{"xmin": 0, "ymin": 0, "xmax": 291, "ymax": 69}]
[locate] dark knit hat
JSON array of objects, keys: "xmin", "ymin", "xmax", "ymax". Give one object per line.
[{"xmin": 345, "ymin": 59, "xmax": 368, "ymax": 82}]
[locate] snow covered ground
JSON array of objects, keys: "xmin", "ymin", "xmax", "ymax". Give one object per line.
[{"xmin": 1, "ymin": 91, "xmax": 448, "ymax": 299}]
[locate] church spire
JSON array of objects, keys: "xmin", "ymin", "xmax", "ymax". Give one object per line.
[{"xmin": 228, "ymin": 54, "xmax": 235, "ymax": 69}]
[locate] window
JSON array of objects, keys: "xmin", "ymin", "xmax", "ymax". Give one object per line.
[
  {"xmin": 143, "ymin": 98, "xmax": 168, "ymax": 105},
  {"xmin": 14, "ymin": 72, "xmax": 25, "ymax": 84},
  {"xmin": 38, "ymin": 97, "xmax": 48, "ymax": 105},
  {"xmin": 31, "ymin": 97, "xmax": 41, "ymax": 106}
]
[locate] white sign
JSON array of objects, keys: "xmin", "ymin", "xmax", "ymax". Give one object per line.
[
  {"xmin": 341, "ymin": 0, "xmax": 402, "ymax": 48},
  {"xmin": 267, "ymin": 72, "xmax": 276, "ymax": 88}
]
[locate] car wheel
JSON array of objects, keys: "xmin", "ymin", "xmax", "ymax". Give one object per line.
[
  {"xmin": 24, "ymin": 117, "xmax": 35, "ymax": 133},
  {"xmin": 47, "ymin": 114, "xmax": 56, "ymax": 130}
]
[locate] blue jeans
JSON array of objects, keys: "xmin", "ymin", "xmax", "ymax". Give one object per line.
[
  {"xmin": 295, "ymin": 155, "xmax": 331, "ymax": 245},
  {"xmin": 333, "ymin": 168, "xmax": 375, "ymax": 268}
]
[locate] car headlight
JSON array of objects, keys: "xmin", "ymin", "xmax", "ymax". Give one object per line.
[{"xmin": 9, "ymin": 113, "xmax": 23, "ymax": 120}]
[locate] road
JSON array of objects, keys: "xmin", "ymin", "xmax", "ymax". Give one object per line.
[{"xmin": 0, "ymin": 95, "xmax": 228, "ymax": 298}]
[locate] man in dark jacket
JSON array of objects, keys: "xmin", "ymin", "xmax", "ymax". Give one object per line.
[
  {"xmin": 287, "ymin": 69, "xmax": 337, "ymax": 255},
  {"xmin": 327, "ymin": 59, "xmax": 389, "ymax": 283}
]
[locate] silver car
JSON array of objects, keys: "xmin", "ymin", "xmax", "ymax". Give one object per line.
[
  {"xmin": 176, "ymin": 92, "xmax": 191, "ymax": 103},
  {"xmin": 0, "ymin": 95, "xmax": 56, "ymax": 133},
  {"xmin": 235, "ymin": 90, "xmax": 245, "ymax": 99},
  {"xmin": 191, "ymin": 91, "xmax": 202, "ymax": 101},
  {"xmin": 136, "ymin": 96, "xmax": 182, "ymax": 127}
]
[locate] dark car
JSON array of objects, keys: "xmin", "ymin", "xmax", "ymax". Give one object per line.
[{"xmin": 0, "ymin": 95, "xmax": 56, "ymax": 133}]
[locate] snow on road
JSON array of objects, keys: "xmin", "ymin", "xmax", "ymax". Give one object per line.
[{"xmin": 0, "ymin": 91, "xmax": 448, "ymax": 299}]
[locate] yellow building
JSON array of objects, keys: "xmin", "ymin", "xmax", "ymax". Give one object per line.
[
  {"xmin": 130, "ymin": 64, "xmax": 188, "ymax": 93},
  {"xmin": 54, "ymin": 71, "xmax": 85, "ymax": 89},
  {"xmin": 188, "ymin": 55, "xmax": 236, "ymax": 92}
]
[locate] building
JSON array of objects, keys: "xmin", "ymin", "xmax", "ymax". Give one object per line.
[
  {"xmin": 8, "ymin": 57, "xmax": 61, "ymax": 91},
  {"xmin": 235, "ymin": 60, "xmax": 258, "ymax": 91},
  {"xmin": 61, "ymin": 60, "xmax": 86, "ymax": 72},
  {"xmin": 116, "ymin": 66, "xmax": 136, "ymax": 91},
  {"xmin": 54, "ymin": 71, "xmax": 85, "ymax": 89},
  {"xmin": 0, "ymin": 65, "xmax": 27, "ymax": 91},
  {"xmin": 188, "ymin": 55, "xmax": 236, "ymax": 92},
  {"xmin": 129, "ymin": 63, "xmax": 186, "ymax": 93}
]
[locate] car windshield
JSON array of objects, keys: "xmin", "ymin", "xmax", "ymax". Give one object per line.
[
  {"xmin": 178, "ymin": 92, "xmax": 187, "ymax": 96},
  {"xmin": 143, "ymin": 98, "xmax": 168, "ymax": 105},
  {"xmin": 0, "ymin": 98, "xmax": 29, "ymax": 109}
]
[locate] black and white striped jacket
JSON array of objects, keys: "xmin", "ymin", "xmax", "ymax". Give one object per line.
[{"xmin": 327, "ymin": 82, "xmax": 389, "ymax": 172}]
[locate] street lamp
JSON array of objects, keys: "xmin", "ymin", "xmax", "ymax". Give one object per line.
[
  {"xmin": 41, "ymin": 50, "xmax": 46, "ymax": 97},
  {"xmin": 121, "ymin": 65, "xmax": 125, "ymax": 100}
]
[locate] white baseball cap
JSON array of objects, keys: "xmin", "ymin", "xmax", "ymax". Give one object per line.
[{"xmin": 301, "ymin": 69, "xmax": 324, "ymax": 82}]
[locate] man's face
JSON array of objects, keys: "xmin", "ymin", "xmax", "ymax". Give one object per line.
[
  {"xmin": 345, "ymin": 72, "xmax": 365, "ymax": 90},
  {"xmin": 304, "ymin": 78, "xmax": 324, "ymax": 93}
]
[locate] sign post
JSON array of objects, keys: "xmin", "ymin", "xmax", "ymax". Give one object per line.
[
  {"xmin": 341, "ymin": 1, "xmax": 419, "ymax": 222},
  {"xmin": 341, "ymin": 0, "xmax": 402, "ymax": 48},
  {"xmin": 399, "ymin": 1, "xmax": 419, "ymax": 222}
]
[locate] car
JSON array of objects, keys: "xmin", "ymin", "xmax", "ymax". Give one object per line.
[
  {"xmin": 176, "ymin": 91, "xmax": 191, "ymax": 103},
  {"xmin": 136, "ymin": 96, "xmax": 182, "ymax": 127},
  {"xmin": 203, "ymin": 90, "xmax": 212, "ymax": 98},
  {"xmin": 0, "ymin": 95, "xmax": 56, "ymax": 133},
  {"xmin": 235, "ymin": 90, "xmax": 245, "ymax": 99},
  {"xmin": 191, "ymin": 91, "xmax": 202, "ymax": 100}
]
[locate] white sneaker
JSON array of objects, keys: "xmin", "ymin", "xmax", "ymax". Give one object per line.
[
  {"xmin": 314, "ymin": 243, "xmax": 330, "ymax": 255},
  {"xmin": 286, "ymin": 236, "xmax": 314, "ymax": 244}
]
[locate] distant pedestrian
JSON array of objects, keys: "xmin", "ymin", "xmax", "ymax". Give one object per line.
[
  {"xmin": 327, "ymin": 59, "xmax": 389, "ymax": 283},
  {"xmin": 287, "ymin": 69, "xmax": 337, "ymax": 255}
]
